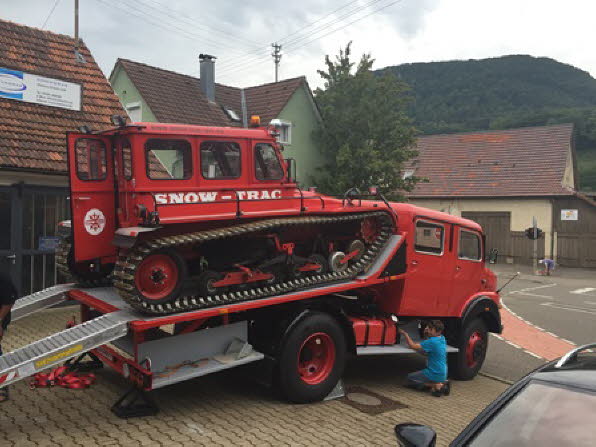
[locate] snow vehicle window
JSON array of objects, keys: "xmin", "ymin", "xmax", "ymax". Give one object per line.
[
  {"xmin": 255, "ymin": 143, "xmax": 283, "ymax": 180},
  {"xmin": 201, "ymin": 141, "xmax": 241, "ymax": 179}
]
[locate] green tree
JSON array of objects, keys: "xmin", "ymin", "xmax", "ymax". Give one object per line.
[{"xmin": 313, "ymin": 43, "xmax": 419, "ymax": 199}]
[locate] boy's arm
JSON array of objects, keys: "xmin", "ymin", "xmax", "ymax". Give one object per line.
[{"xmin": 398, "ymin": 329, "xmax": 423, "ymax": 352}]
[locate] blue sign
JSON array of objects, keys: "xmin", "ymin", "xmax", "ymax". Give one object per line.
[
  {"xmin": 0, "ymin": 68, "xmax": 26, "ymax": 100},
  {"xmin": 38, "ymin": 236, "xmax": 61, "ymax": 252}
]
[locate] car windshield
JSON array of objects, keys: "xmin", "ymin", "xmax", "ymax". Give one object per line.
[{"xmin": 468, "ymin": 381, "xmax": 596, "ymax": 446}]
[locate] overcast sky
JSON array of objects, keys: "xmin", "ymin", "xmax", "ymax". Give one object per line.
[{"xmin": 3, "ymin": 0, "xmax": 596, "ymax": 89}]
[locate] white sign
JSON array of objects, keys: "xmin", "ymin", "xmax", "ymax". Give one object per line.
[
  {"xmin": 0, "ymin": 67, "xmax": 81, "ymax": 111},
  {"xmin": 84, "ymin": 208, "xmax": 106, "ymax": 235},
  {"xmin": 561, "ymin": 209, "xmax": 578, "ymax": 221}
]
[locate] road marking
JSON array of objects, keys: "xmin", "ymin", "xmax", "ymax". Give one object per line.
[
  {"xmin": 507, "ymin": 283, "xmax": 557, "ymax": 299},
  {"xmin": 500, "ymin": 298, "xmax": 576, "ymax": 360},
  {"xmin": 540, "ymin": 302, "xmax": 596, "ymax": 316},
  {"xmin": 570, "ymin": 287, "xmax": 596, "ymax": 295}
]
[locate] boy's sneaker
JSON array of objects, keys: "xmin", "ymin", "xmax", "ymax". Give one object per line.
[{"xmin": 442, "ymin": 381, "xmax": 451, "ymax": 396}]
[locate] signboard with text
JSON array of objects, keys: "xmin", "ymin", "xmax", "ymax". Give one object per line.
[
  {"xmin": 0, "ymin": 67, "xmax": 81, "ymax": 111},
  {"xmin": 561, "ymin": 209, "xmax": 578, "ymax": 221}
]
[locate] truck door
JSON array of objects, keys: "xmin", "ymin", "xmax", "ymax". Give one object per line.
[
  {"xmin": 450, "ymin": 227, "xmax": 484, "ymax": 313},
  {"xmin": 401, "ymin": 219, "xmax": 451, "ymax": 316},
  {"xmin": 67, "ymin": 133, "xmax": 116, "ymax": 261}
]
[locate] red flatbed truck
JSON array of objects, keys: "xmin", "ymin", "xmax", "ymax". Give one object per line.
[{"xmin": 0, "ymin": 119, "xmax": 501, "ymax": 416}]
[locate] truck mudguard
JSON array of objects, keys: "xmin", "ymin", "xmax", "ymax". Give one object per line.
[{"xmin": 461, "ymin": 295, "xmax": 502, "ymax": 334}]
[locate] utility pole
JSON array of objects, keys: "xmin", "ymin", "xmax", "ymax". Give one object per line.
[
  {"xmin": 74, "ymin": 0, "xmax": 79, "ymax": 52},
  {"xmin": 271, "ymin": 43, "xmax": 282, "ymax": 82},
  {"xmin": 532, "ymin": 216, "xmax": 538, "ymax": 274}
]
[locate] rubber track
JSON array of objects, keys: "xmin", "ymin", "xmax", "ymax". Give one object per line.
[
  {"xmin": 111, "ymin": 211, "xmax": 393, "ymax": 315},
  {"xmin": 55, "ymin": 239, "xmax": 111, "ymax": 288}
]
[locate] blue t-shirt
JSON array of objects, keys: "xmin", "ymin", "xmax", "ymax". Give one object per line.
[{"xmin": 420, "ymin": 335, "xmax": 447, "ymax": 382}]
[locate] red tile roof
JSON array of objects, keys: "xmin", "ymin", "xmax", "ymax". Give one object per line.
[
  {"xmin": 0, "ymin": 19, "xmax": 125, "ymax": 174},
  {"xmin": 409, "ymin": 124, "xmax": 575, "ymax": 197},
  {"xmin": 115, "ymin": 58, "xmax": 306, "ymax": 126}
]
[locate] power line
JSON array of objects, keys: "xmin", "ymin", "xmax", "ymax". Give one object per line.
[
  {"xmin": 216, "ymin": 0, "xmax": 383, "ymax": 72},
  {"xmin": 132, "ymin": 0, "xmax": 263, "ymax": 48},
  {"xmin": 96, "ymin": 0, "xmax": 260, "ymax": 57},
  {"xmin": 217, "ymin": 0, "xmax": 387, "ymax": 74},
  {"xmin": 220, "ymin": 0, "xmax": 402, "ymax": 81},
  {"xmin": 41, "ymin": 0, "xmax": 61, "ymax": 29},
  {"xmin": 218, "ymin": 0, "xmax": 401, "ymax": 79}
]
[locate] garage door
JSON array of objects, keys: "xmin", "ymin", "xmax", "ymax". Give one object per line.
[{"xmin": 461, "ymin": 212, "xmax": 511, "ymax": 259}]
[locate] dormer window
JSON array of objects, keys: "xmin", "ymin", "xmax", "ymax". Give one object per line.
[{"xmin": 223, "ymin": 107, "xmax": 241, "ymax": 123}]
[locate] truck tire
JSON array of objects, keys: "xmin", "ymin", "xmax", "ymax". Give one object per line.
[
  {"xmin": 448, "ymin": 318, "xmax": 488, "ymax": 380},
  {"xmin": 278, "ymin": 312, "xmax": 347, "ymax": 403}
]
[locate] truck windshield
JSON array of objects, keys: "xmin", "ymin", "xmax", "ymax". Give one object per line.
[{"xmin": 468, "ymin": 381, "xmax": 596, "ymax": 446}]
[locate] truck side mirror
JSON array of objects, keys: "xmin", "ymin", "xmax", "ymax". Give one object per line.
[
  {"xmin": 394, "ymin": 423, "xmax": 436, "ymax": 447},
  {"xmin": 285, "ymin": 158, "xmax": 296, "ymax": 184}
]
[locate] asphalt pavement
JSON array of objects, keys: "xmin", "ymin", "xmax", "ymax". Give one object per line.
[{"xmin": 480, "ymin": 263, "xmax": 596, "ymax": 382}]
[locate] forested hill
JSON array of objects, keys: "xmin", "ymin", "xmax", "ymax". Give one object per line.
[{"xmin": 377, "ymin": 55, "xmax": 596, "ymax": 190}]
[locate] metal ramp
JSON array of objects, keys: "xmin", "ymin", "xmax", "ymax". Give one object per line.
[
  {"xmin": 11, "ymin": 283, "xmax": 76, "ymax": 321},
  {"xmin": 0, "ymin": 310, "xmax": 133, "ymax": 389}
]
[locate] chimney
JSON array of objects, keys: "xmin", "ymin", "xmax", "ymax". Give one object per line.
[{"xmin": 199, "ymin": 54, "xmax": 216, "ymax": 103}]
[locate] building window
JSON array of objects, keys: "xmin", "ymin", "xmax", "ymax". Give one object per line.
[
  {"xmin": 458, "ymin": 228, "xmax": 482, "ymax": 261},
  {"xmin": 145, "ymin": 139, "xmax": 192, "ymax": 180},
  {"xmin": 223, "ymin": 106, "xmax": 241, "ymax": 123},
  {"xmin": 277, "ymin": 121, "xmax": 292, "ymax": 144},
  {"xmin": 201, "ymin": 141, "xmax": 242, "ymax": 179},
  {"xmin": 255, "ymin": 143, "xmax": 284, "ymax": 180},
  {"xmin": 414, "ymin": 220, "xmax": 444, "ymax": 255},
  {"xmin": 126, "ymin": 102, "xmax": 142, "ymax": 122}
]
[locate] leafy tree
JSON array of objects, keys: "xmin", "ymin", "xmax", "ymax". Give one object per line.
[{"xmin": 313, "ymin": 43, "xmax": 419, "ymax": 199}]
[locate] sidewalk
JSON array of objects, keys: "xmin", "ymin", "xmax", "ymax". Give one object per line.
[{"xmin": 0, "ymin": 307, "xmax": 509, "ymax": 447}]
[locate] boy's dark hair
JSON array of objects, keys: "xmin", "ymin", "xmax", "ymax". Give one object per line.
[{"xmin": 428, "ymin": 320, "xmax": 444, "ymax": 333}]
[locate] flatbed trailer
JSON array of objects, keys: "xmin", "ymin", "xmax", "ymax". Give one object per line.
[{"xmin": 0, "ymin": 232, "xmax": 461, "ymax": 416}]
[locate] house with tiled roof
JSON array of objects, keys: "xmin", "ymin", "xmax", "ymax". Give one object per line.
[
  {"xmin": 109, "ymin": 57, "xmax": 323, "ymax": 185},
  {"xmin": 407, "ymin": 124, "xmax": 596, "ymax": 268},
  {"xmin": 0, "ymin": 19, "xmax": 125, "ymax": 294}
]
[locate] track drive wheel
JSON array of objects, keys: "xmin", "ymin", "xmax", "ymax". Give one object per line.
[
  {"xmin": 448, "ymin": 318, "xmax": 488, "ymax": 380},
  {"xmin": 277, "ymin": 312, "xmax": 346, "ymax": 403},
  {"xmin": 307, "ymin": 254, "xmax": 328, "ymax": 274},
  {"xmin": 134, "ymin": 249, "xmax": 187, "ymax": 305}
]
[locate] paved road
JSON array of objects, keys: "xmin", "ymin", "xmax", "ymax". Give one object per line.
[{"xmin": 481, "ymin": 266, "xmax": 596, "ymax": 382}]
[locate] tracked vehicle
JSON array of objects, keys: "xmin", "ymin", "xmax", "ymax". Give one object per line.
[{"xmin": 57, "ymin": 119, "xmax": 394, "ymax": 315}]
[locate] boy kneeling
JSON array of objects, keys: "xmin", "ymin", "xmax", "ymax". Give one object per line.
[{"xmin": 399, "ymin": 320, "xmax": 450, "ymax": 397}]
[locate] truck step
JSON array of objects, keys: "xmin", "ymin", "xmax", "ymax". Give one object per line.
[
  {"xmin": 11, "ymin": 283, "xmax": 76, "ymax": 321},
  {"xmin": 0, "ymin": 311, "xmax": 133, "ymax": 389}
]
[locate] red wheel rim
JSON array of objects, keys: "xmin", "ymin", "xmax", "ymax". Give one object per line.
[
  {"xmin": 297, "ymin": 332, "xmax": 336, "ymax": 385},
  {"xmin": 135, "ymin": 254, "xmax": 179, "ymax": 300},
  {"xmin": 466, "ymin": 331, "xmax": 484, "ymax": 368}
]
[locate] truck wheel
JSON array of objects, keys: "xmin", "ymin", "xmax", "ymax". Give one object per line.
[
  {"xmin": 134, "ymin": 249, "xmax": 186, "ymax": 304},
  {"xmin": 449, "ymin": 318, "xmax": 488, "ymax": 380},
  {"xmin": 278, "ymin": 312, "xmax": 346, "ymax": 403}
]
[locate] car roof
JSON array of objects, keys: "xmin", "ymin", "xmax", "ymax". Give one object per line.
[{"xmin": 531, "ymin": 354, "xmax": 596, "ymax": 391}]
